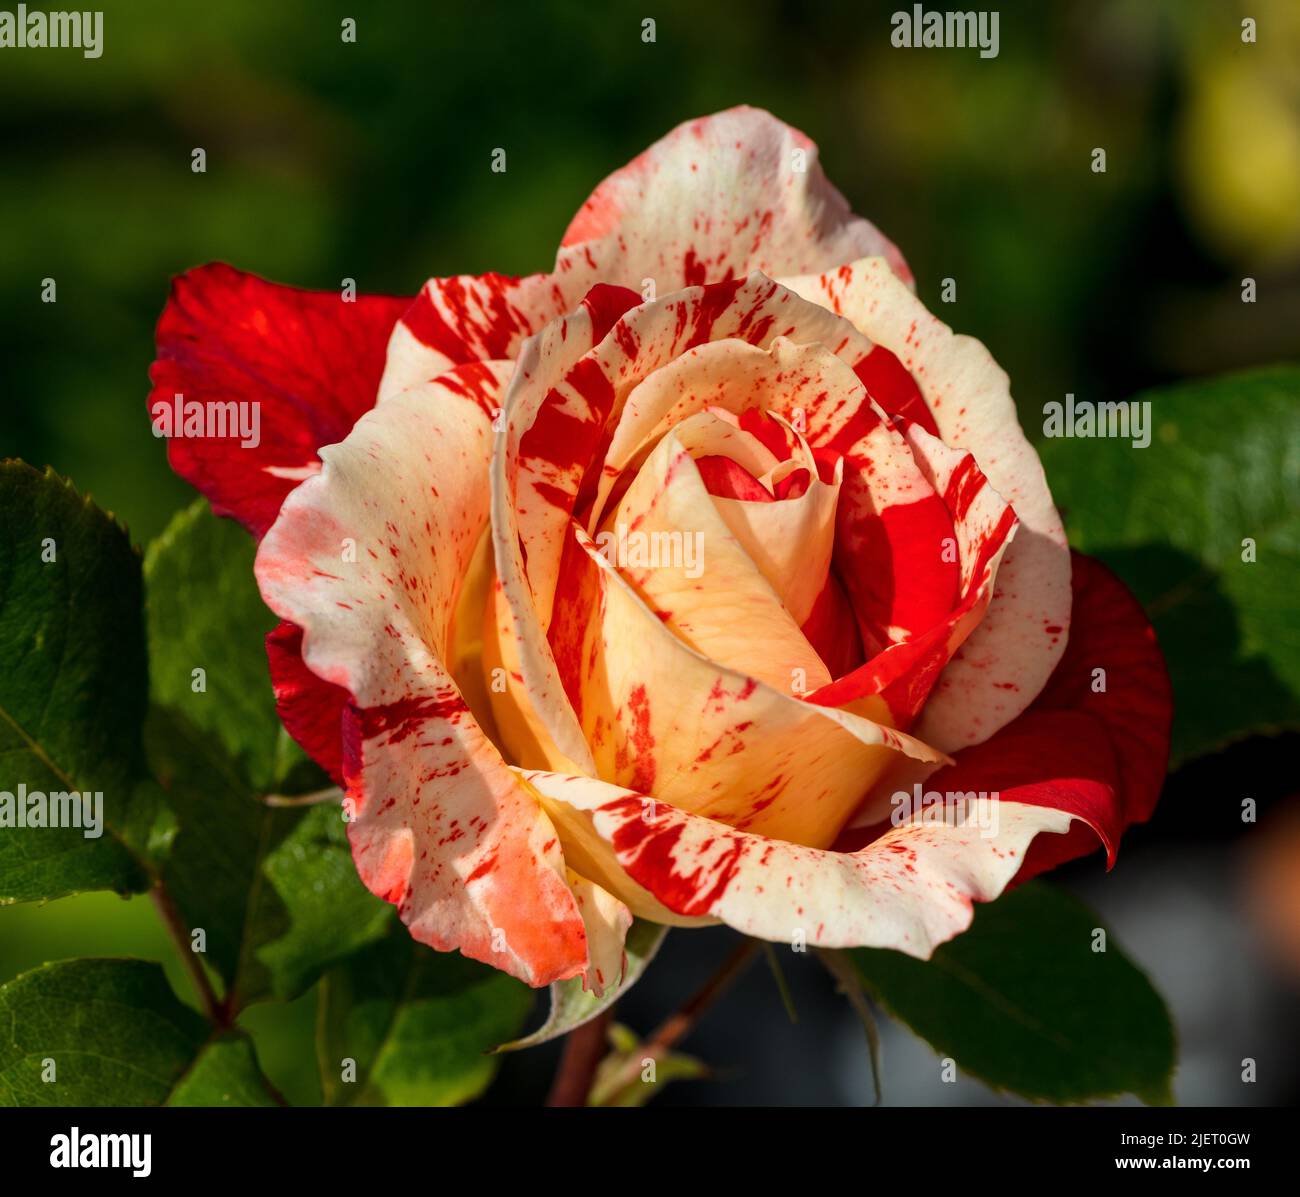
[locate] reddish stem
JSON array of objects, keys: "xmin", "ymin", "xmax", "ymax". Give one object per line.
[{"xmin": 545, "ymin": 1009, "xmax": 614, "ymax": 1107}]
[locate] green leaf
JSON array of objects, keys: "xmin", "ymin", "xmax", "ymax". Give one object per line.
[
  {"xmin": 495, "ymin": 918, "xmax": 667, "ymax": 1052},
  {"xmin": 850, "ymin": 882, "xmax": 1176, "ymax": 1104},
  {"xmin": 145, "ymin": 500, "xmax": 310, "ymax": 793},
  {"xmin": 143, "ymin": 501, "xmax": 387, "ymax": 1010},
  {"xmin": 0, "ymin": 958, "xmax": 274, "ymax": 1106},
  {"xmin": 1038, "ymin": 366, "xmax": 1300, "ymax": 763},
  {"xmin": 167, "ymin": 1032, "xmax": 277, "ymax": 1107},
  {"xmin": 317, "ymin": 923, "xmax": 533, "ymax": 1106},
  {"xmin": 149, "ymin": 706, "xmax": 390, "ymax": 1010},
  {"xmin": 0, "ymin": 462, "xmax": 157, "ymax": 903}
]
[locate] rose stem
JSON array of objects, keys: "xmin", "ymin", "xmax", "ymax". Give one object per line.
[
  {"xmin": 583, "ymin": 937, "xmax": 762, "ymax": 1107},
  {"xmin": 545, "ymin": 1008, "xmax": 615, "ymax": 1107},
  {"xmin": 150, "ymin": 881, "xmax": 224, "ymax": 1026}
]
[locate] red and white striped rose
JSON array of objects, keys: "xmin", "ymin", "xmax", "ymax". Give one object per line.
[{"xmin": 150, "ymin": 108, "xmax": 1171, "ymax": 992}]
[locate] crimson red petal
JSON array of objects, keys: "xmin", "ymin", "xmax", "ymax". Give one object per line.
[
  {"xmin": 925, "ymin": 552, "xmax": 1172, "ymax": 878},
  {"xmin": 695, "ymin": 455, "xmax": 774, "ymax": 502},
  {"xmin": 149, "ymin": 264, "xmax": 410, "ymax": 539},
  {"xmin": 266, "ymin": 620, "xmax": 348, "ymax": 784}
]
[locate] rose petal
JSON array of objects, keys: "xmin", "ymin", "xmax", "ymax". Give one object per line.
[
  {"xmin": 597, "ymin": 412, "xmax": 832, "ymax": 691},
  {"xmin": 559, "ymin": 106, "xmax": 911, "ymax": 291},
  {"xmin": 149, "ymin": 264, "xmax": 409, "ymax": 538},
  {"xmin": 256, "ymin": 365, "xmax": 595, "ymax": 987},
  {"xmin": 523, "ymin": 770, "xmax": 1072, "ymax": 958},
  {"xmin": 589, "ymin": 334, "xmax": 876, "ymax": 534},
  {"xmin": 810, "ymin": 425, "xmax": 1019, "ymax": 730},
  {"xmin": 779, "ymin": 256, "xmax": 1072, "ymax": 750},
  {"xmin": 566, "ymin": 871, "xmax": 633, "ymax": 997},
  {"xmin": 378, "ymin": 272, "xmax": 576, "ymax": 402},
  {"xmin": 265, "ymin": 620, "xmax": 347, "ymax": 783},
  {"xmin": 709, "ymin": 460, "xmax": 842, "ymax": 627},
  {"xmin": 1014, "ymin": 551, "xmax": 1172, "ymax": 876},
  {"xmin": 842, "ymin": 553, "xmax": 1173, "ymax": 879},
  {"xmin": 547, "ymin": 518, "xmax": 944, "ymax": 851},
  {"xmin": 487, "ymin": 286, "xmax": 644, "ymax": 773}
]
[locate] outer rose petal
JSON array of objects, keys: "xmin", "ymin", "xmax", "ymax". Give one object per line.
[
  {"xmin": 255, "ymin": 365, "xmax": 594, "ymax": 987},
  {"xmin": 378, "ymin": 272, "xmax": 576, "ymax": 402},
  {"xmin": 149, "ymin": 263, "xmax": 409, "ymax": 539},
  {"xmin": 840, "ymin": 553, "xmax": 1173, "ymax": 878},
  {"xmin": 560, "ymin": 106, "xmax": 912, "ymax": 290},
  {"xmin": 265, "ymin": 620, "xmax": 347, "ymax": 783},
  {"xmin": 1028, "ymin": 554, "xmax": 1170, "ymax": 823},
  {"xmin": 779, "ymin": 257, "xmax": 1072, "ymax": 750},
  {"xmin": 1003, "ymin": 551, "xmax": 1171, "ymax": 878},
  {"xmin": 523, "ymin": 770, "xmax": 1072, "ymax": 957},
  {"xmin": 264, "ymin": 362, "xmax": 513, "ymax": 783}
]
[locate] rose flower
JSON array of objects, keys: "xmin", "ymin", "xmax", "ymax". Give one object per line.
[{"xmin": 150, "ymin": 108, "xmax": 1171, "ymax": 992}]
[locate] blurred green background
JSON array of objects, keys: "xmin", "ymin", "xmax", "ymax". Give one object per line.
[{"xmin": 2, "ymin": 0, "xmax": 1299, "ymax": 1105}]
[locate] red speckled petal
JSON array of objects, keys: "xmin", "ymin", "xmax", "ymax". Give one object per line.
[
  {"xmin": 379, "ymin": 271, "xmax": 580, "ymax": 401},
  {"xmin": 493, "ymin": 272, "xmax": 950, "ymax": 778},
  {"xmin": 810, "ymin": 424, "xmax": 1019, "ymax": 729},
  {"xmin": 522, "ymin": 770, "xmax": 1072, "ymax": 957},
  {"xmin": 559, "ymin": 106, "xmax": 912, "ymax": 292},
  {"xmin": 587, "ymin": 318, "xmax": 876, "ymax": 533},
  {"xmin": 584, "ymin": 325, "xmax": 961, "ymax": 661},
  {"xmin": 487, "ymin": 286, "xmax": 644, "ymax": 773},
  {"xmin": 255, "ymin": 364, "xmax": 593, "ymax": 987},
  {"xmin": 566, "ymin": 871, "xmax": 633, "ymax": 997},
  {"xmin": 780, "ymin": 257, "xmax": 1072, "ymax": 750},
  {"xmin": 149, "ymin": 264, "xmax": 410, "ymax": 539},
  {"xmin": 1029, "ymin": 553, "xmax": 1171, "ymax": 827}
]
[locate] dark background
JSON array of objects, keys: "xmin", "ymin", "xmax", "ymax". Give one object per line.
[{"xmin": 2, "ymin": 0, "xmax": 1298, "ymax": 1105}]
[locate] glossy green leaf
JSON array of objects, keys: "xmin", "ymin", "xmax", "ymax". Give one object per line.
[
  {"xmin": 0, "ymin": 463, "xmax": 157, "ymax": 903},
  {"xmin": 149, "ymin": 706, "xmax": 390, "ymax": 1010},
  {"xmin": 318, "ymin": 924, "xmax": 533, "ymax": 1106},
  {"xmin": 0, "ymin": 958, "xmax": 273, "ymax": 1106},
  {"xmin": 1038, "ymin": 366, "xmax": 1300, "ymax": 763},
  {"xmin": 851, "ymin": 883, "xmax": 1176, "ymax": 1104},
  {"xmin": 145, "ymin": 500, "xmax": 312, "ymax": 793}
]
